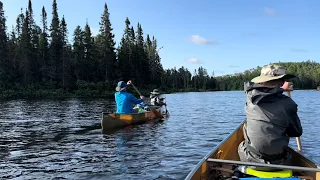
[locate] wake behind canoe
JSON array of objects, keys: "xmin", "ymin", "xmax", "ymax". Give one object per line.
[{"xmin": 185, "ymin": 121, "xmax": 320, "ymax": 180}]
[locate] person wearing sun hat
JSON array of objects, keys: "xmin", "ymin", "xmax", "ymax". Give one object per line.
[
  {"xmin": 150, "ymin": 89, "xmax": 166, "ymax": 106},
  {"xmin": 238, "ymin": 64, "xmax": 303, "ymax": 167},
  {"xmin": 114, "ymin": 80, "xmax": 145, "ymax": 114}
]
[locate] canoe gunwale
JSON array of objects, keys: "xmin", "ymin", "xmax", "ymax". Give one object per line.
[
  {"xmin": 102, "ymin": 111, "xmax": 153, "ymax": 115},
  {"xmin": 184, "ymin": 120, "xmax": 245, "ymax": 180},
  {"xmin": 206, "ymin": 158, "xmax": 320, "ymax": 172}
]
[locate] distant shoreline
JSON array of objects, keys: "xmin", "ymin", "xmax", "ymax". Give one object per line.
[
  {"xmin": 0, "ymin": 88, "xmax": 316, "ymax": 101},
  {"xmin": 0, "ymin": 88, "xmax": 213, "ymax": 100}
]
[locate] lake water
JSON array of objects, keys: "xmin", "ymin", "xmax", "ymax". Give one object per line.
[{"xmin": 1, "ymin": 90, "xmax": 319, "ymax": 180}]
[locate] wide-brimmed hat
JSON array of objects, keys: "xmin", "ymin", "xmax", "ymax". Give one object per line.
[
  {"xmin": 150, "ymin": 89, "xmax": 160, "ymax": 94},
  {"xmin": 251, "ymin": 64, "xmax": 296, "ymax": 83},
  {"xmin": 115, "ymin": 81, "xmax": 127, "ymax": 91}
]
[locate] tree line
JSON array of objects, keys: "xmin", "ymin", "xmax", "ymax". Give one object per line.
[
  {"xmin": 0, "ymin": 0, "xmax": 319, "ymax": 99},
  {"xmin": 0, "ymin": 0, "xmax": 217, "ymax": 97},
  {"xmin": 215, "ymin": 61, "xmax": 320, "ymax": 91}
]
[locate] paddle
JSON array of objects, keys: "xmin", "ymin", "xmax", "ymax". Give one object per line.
[
  {"xmin": 282, "ymin": 81, "xmax": 302, "ymax": 152},
  {"xmin": 159, "ymin": 97, "xmax": 170, "ymax": 116},
  {"xmin": 127, "ymin": 81, "xmax": 164, "ymax": 119}
]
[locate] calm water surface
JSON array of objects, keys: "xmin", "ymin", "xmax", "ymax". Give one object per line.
[{"xmin": 0, "ymin": 90, "xmax": 319, "ymax": 180}]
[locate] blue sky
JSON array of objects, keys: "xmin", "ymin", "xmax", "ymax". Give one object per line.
[{"xmin": 2, "ymin": 0, "xmax": 320, "ymax": 76}]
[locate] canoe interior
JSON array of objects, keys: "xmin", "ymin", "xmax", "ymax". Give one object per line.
[
  {"xmin": 186, "ymin": 121, "xmax": 320, "ymax": 180},
  {"xmin": 101, "ymin": 106, "xmax": 167, "ymax": 130}
]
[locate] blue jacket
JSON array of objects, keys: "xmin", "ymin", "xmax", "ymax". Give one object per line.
[{"xmin": 115, "ymin": 91, "xmax": 144, "ymax": 114}]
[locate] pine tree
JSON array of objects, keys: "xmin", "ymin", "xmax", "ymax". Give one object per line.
[
  {"xmin": 72, "ymin": 25, "xmax": 84, "ymax": 82},
  {"xmin": 61, "ymin": 16, "xmax": 70, "ymax": 88},
  {"xmin": 16, "ymin": 8, "xmax": 24, "ymax": 38},
  {"xmin": 97, "ymin": 3, "xmax": 117, "ymax": 84},
  {"xmin": 83, "ymin": 22, "xmax": 95, "ymax": 81},
  {"xmin": 151, "ymin": 36, "xmax": 163, "ymax": 86},
  {"xmin": 129, "ymin": 26, "xmax": 137, "ymax": 82},
  {"xmin": 135, "ymin": 23, "xmax": 150, "ymax": 86},
  {"xmin": 20, "ymin": 9, "xmax": 33, "ymax": 85},
  {"xmin": 145, "ymin": 34, "xmax": 163, "ymax": 85},
  {"xmin": 0, "ymin": 1, "xmax": 12, "ymax": 88},
  {"xmin": 13, "ymin": 9, "xmax": 25, "ymax": 83},
  {"xmin": 0, "ymin": 1, "xmax": 6, "ymax": 54},
  {"xmin": 39, "ymin": 6, "xmax": 49, "ymax": 83},
  {"xmin": 27, "ymin": 0, "xmax": 41, "ymax": 83},
  {"xmin": 49, "ymin": 0, "xmax": 63, "ymax": 86},
  {"xmin": 117, "ymin": 17, "xmax": 132, "ymax": 81},
  {"xmin": 8, "ymin": 26, "xmax": 19, "ymax": 80}
]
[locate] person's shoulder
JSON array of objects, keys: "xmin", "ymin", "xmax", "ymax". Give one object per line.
[
  {"xmin": 279, "ymin": 94, "xmax": 298, "ymax": 109},
  {"xmin": 123, "ymin": 92, "xmax": 134, "ymax": 97},
  {"xmin": 115, "ymin": 91, "xmax": 127, "ymax": 96}
]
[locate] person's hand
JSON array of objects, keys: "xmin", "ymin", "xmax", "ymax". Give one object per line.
[
  {"xmin": 140, "ymin": 96, "xmax": 145, "ymax": 100},
  {"xmin": 127, "ymin": 80, "xmax": 132, "ymax": 85}
]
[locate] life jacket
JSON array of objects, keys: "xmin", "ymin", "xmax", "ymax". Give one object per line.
[
  {"xmin": 150, "ymin": 94, "xmax": 164, "ymax": 106},
  {"xmin": 237, "ymin": 166, "xmax": 293, "ymax": 178}
]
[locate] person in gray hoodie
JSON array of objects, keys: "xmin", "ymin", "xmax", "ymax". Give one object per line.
[{"xmin": 238, "ymin": 64, "xmax": 303, "ymax": 166}]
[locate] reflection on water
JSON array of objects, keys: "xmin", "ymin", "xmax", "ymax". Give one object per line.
[{"xmin": 0, "ymin": 91, "xmax": 320, "ymax": 179}]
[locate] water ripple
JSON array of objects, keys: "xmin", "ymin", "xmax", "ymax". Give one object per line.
[{"xmin": 0, "ymin": 91, "xmax": 319, "ymax": 179}]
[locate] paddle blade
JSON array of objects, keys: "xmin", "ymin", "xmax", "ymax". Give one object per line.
[
  {"xmin": 150, "ymin": 107, "xmax": 164, "ymax": 119},
  {"xmin": 165, "ymin": 110, "xmax": 170, "ymax": 117}
]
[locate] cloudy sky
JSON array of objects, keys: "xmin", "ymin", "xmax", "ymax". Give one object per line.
[{"xmin": 2, "ymin": 0, "xmax": 319, "ymax": 76}]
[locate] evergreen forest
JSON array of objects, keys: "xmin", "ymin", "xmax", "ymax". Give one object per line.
[{"xmin": 0, "ymin": 0, "xmax": 319, "ymax": 99}]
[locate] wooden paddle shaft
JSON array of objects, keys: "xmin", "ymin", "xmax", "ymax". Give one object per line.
[
  {"xmin": 130, "ymin": 83, "xmax": 142, "ymax": 97},
  {"xmin": 129, "ymin": 81, "xmax": 164, "ymax": 119},
  {"xmin": 287, "ymin": 91, "xmax": 302, "ymax": 151}
]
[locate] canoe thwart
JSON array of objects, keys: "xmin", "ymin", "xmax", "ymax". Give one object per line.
[{"xmin": 207, "ymin": 158, "xmax": 320, "ymax": 172}]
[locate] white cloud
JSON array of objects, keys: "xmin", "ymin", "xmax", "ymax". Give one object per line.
[
  {"xmin": 186, "ymin": 58, "xmax": 202, "ymax": 64},
  {"xmin": 264, "ymin": 7, "xmax": 276, "ymax": 17},
  {"xmin": 189, "ymin": 35, "xmax": 218, "ymax": 45}
]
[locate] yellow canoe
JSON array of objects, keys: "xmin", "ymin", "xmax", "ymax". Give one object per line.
[
  {"xmin": 185, "ymin": 121, "xmax": 320, "ymax": 180},
  {"xmin": 101, "ymin": 106, "xmax": 169, "ymax": 130}
]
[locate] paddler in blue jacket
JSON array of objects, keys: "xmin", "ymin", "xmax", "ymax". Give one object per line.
[{"xmin": 115, "ymin": 80, "xmax": 145, "ymax": 114}]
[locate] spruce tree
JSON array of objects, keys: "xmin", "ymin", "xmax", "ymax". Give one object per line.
[
  {"xmin": 39, "ymin": 6, "xmax": 49, "ymax": 83},
  {"xmin": 61, "ymin": 16, "xmax": 70, "ymax": 88},
  {"xmin": 8, "ymin": 26, "xmax": 19, "ymax": 80},
  {"xmin": 135, "ymin": 23, "xmax": 150, "ymax": 86},
  {"xmin": 20, "ymin": 9, "xmax": 33, "ymax": 85},
  {"xmin": 97, "ymin": 3, "xmax": 117, "ymax": 84},
  {"xmin": 27, "ymin": 0, "xmax": 41, "ymax": 83},
  {"xmin": 83, "ymin": 22, "xmax": 95, "ymax": 81},
  {"xmin": 72, "ymin": 25, "xmax": 84, "ymax": 82},
  {"xmin": 117, "ymin": 17, "xmax": 132, "ymax": 81},
  {"xmin": 49, "ymin": 0, "xmax": 62, "ymax": 86},
  {"xmin": 0, "ymin": 1, "xmax": 12, "ymax": 88}
]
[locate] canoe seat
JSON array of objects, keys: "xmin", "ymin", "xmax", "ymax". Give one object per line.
[{"xmin": 237, "ymin": 166, "xmax": 293, "ymax": 178}]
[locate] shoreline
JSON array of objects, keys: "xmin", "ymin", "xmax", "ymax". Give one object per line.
[
  {"xmin": 0, "ymin": 88, "xmax": 315, "ymax": 101},
  {"xmin": 0, "ymin": 88, "xmax": 216, "ymax": 101}
]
